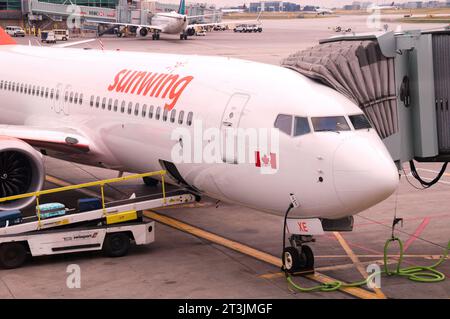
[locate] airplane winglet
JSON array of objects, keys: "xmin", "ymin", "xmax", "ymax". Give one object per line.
[{"xmin": 0, "ymin": 27, "xmax": 17, "ymax": 45}]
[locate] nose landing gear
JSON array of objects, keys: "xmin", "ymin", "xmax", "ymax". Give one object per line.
[{"xmin": 282, "ymin": 235, "xmax": 315, "ymax": 274}]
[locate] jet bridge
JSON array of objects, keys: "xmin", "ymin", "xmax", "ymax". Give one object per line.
[{"xmin": 282, "ymin": 28, "xmax": 450, "ymax": 165}]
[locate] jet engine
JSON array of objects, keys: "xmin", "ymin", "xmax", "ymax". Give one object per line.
[
  {"xmin": 0, "ymin": 137, "xmax": 45, "ymax": 211},
  {"xmin": 186, "ymin": 28, "xmax": 195, "ymax": 36},
  {"xmin": 137, "ymin": 27, "xmax": 149, "ymax": 37}
]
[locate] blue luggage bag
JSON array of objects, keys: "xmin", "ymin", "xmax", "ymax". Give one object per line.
[
  {"xmin": 0, "ymin": 210, "xmax": 22, "ymax": 227},
  {"xmin": 37, "ymin": 203, "xmax": 66, "ymax": 219},
  {"xmin": 78, "ymin": 198, "xmax": 102, "ymax": 212}
]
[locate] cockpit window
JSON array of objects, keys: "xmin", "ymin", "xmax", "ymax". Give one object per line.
[
  {"xmin": 311, "ymin": 116, "xmax": 350, "ymax": 132},
  {"xmin": 349, "ymin": 114, "xmax": 372, "ymax": 130},
  {"xmin": 274, "ymin": 114, "xmax": 292, "ymax": 135},
  {"xmin": 294, "ymin": 117, "xmax": 311, "ymax": 136}
]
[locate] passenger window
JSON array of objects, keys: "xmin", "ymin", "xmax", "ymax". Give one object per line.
[
  {"xmin": 170, "ymin": 109, "xmax": 176, "ymax": 123},
  {"xmin": 0, "ymin": 80, "xmax": 3, "ymax": 89},
  {"xmin": 108, "ymin": 98, "xmax": 112, "ymax": 111},
  {"xmin": 45, "ymin": 88, "xmax": 49, "ymax": 98},
  {"xmin": 56, "ymin": 90, "xmax": 60, "ymax": 100},
  {"xmin": 50, "ymin": 89, "xmax": 54, "ymax": 99},
  {"xmin": 90, "ymin": 95, "xmax": 94, "ymax": 107},
  {"xmin": 64, "ymin": 91, "xmax": 68, "ymax": 102},
  {"xmin": 113, "ymin": 100, "xmax": 118, "ymax": 112},
  {"xmin": 12, "ymin": 82, "xmax": 15, "ymax": 91},
  {"xmin": 79, "ymin": 94, "xmax": 83, "ymax": 105},
  {"xmin": 311, "ymin": 116, "xmax": 350, "ymax": 132},
  {"xmin": 274, "ymin": 114, "xmax": 293, "ymax": 135},
  {"xmin": 20, "ymin": 84, "xmax": 24, "ymax": 93},
  {"xmin": 294, "ymin": 117, "xmax": 311, "ymax": 136},
  {"xmin": 70, "ymin": 92, "xmax": 74, "ymax": 103},
  {"xmin": 7, "ymin": 82, "xmax": 11, "ymax": 90},
  {"xmin": 187, "ymin": 112, "xmax": 193, "ymax": 126},
  {"xmin": 155, "ymin": 107, "xmax": 161, "ymax": 120},
  {"xmin": 149, "ymin": 105, "xmax": 154, "ymax": 119},
  {"xmin": 178, "ymin": 110, "xmax": 184, "ymax": 125},
  {"xmin": 349, "ymin": 114, "xmax": 372, "ymax": 130},
  {"xmin": 142, "ymin": 104, "xmax": 147, "ymax": 117},
  {"xmin": 96, "ymin": 96, "xmax": 100, "ymax": 108},
  {"xmin": 134, "ymin": 103, "xmax": 139, "ymax": 116},
  {"xmin": 74, "ymin": 92, "xmax": 78, "ymax": 103},
  {"xmin": 40, "ymin": 88, "xmax": 44, "ymax": 98},
  {"xmin": 127, "ymin": 102, "xmax": 133, "ymax": 115},
  {"xmin": 163, "ymin": 108, "xmax": 169, "ymax": 121},
  {"xmin": 121, "ymin": 101, "xmax": 125, "ymax": 113},
  {"xmin": 32, "ymin": 86, "xmax": 36, "ymax": 95},
  {"xmin": 102, "ymin": 97, "xmax": 106, "ymax": 109}
]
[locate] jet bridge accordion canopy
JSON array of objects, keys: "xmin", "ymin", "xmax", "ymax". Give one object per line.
[{"xmin": 282, "ymin": 40, "xmax": 398, "ymax": 139}]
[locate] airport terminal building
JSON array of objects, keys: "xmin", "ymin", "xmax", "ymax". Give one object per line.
[{"xmin": 0, "ymin": 0, "xmax": 219, "ymax": 25}]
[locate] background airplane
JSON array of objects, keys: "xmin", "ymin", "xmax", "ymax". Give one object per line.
[
  {"xmin": 368, "ymin": 2, "xmax": 400, "ymax": 10},
  {"xmin": 89, "ymin": 0, "xmax": 261, "ymax": 40}
]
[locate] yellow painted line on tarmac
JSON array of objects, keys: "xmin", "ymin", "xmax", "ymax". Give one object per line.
[
  {"xmin": 144, "ymin": 211, "xmax": 381, "ymax": 299},
  {"xmin": 46, "ymin": 175, "xmax": 381, "ymax": 299},
  {"xmin": 260, "ymin": 259, "xmax": 390, "ymax": 279},
  {"xmin": 333, "ymin": 232, "xmax": 387, "ymax": 299}
]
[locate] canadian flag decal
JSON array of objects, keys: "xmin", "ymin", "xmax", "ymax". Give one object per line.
[{"xmin": 255, "ymin": 151, "xmax": 277, "ymax": 169}]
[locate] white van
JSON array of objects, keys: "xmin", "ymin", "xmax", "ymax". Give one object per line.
[
  {"xmin": 41, "ymin": 31, "xmax": 56, "ymax": 44},
  {"xmin": 5, "ymin": 26, "xmax": 25, "ymax": 37},
  {"xmin": 53, "ymin": 29, "xmax": 69, "ymax": 41}
]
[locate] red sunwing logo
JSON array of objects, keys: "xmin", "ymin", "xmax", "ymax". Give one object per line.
[{"xmin": 107, "ymin": 69, "xmax": 194, "ymax": 110}]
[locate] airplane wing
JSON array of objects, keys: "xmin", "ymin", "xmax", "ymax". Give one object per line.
[
  {"xmin": 86, "ymin": 20, "xmax": 163, "ymax": 32},
  {"xmin": 0, "ymin": 125, "xmax": 91, "ymax": 154}
]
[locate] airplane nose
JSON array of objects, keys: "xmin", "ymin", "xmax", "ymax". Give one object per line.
[{"xmin": 333, "ymin": 137, "xmax": 399, "ymax": 214}]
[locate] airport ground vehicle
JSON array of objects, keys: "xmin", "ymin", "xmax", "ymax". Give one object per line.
[
  {"xmin": 53, "ymin": 29, "xmax": 69, "ymax": 41},
  {"xmin": 213, "ymin": 25, "xmax": 227, "ymax": 31},
  {"xmin": 234, "ymin": 24, "xmax": 262, "ymax": 33},
  {"xmin": 5, "ymin": 26, "xmax": 25, "ymax": 37},
  {"xmin": 0, "ymin": 171, "xmax": 196, "ymax": 269},
  {"xmin": 41, "ymin": 31, "xmax": 56, "ymax": 43}
]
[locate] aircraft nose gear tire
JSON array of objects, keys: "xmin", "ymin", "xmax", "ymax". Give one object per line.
[
  {"xmin": 152, "ymin": 33, "xmax": 160, "ymax": 40},
  {"xmin": 180, "ymin": 34, "xmax": 188, "ymax": 40},
  {"xmin": 282, "ymin": 245, "xmax": 314, "ymax": 274}
]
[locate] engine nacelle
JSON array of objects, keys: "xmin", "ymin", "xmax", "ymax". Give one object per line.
[
  {"xmin": 0, "ymin": 137, "xmax": 45, "ymax": 211},
  {"xmin": 137, "ymin": 27, "xmax": 149, "ymax": 37},
  {"xmin": 186, "ymin": 28, "xmax": 196, "ymax": 36}
]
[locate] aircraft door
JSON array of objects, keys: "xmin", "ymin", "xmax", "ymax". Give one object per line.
[{"xmin": 220, "ymin": 93, "xmax": 250, "ymax": 164}]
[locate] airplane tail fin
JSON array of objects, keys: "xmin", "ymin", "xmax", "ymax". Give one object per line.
[
  {"xmin": 178, "ymin": 0, "xmax": 186, "ymax": 15},
  {"xmin": 0, "ymin": 27, "xmax": 16, "ymax": 45},
  {"xmin": 391, "ymin": 2, "xmax": 395, "ymax": 6}
]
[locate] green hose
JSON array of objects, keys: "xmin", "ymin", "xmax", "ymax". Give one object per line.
[{"xmin": 286, "ymin": 238, "xmax": 449, "ymax": 293}]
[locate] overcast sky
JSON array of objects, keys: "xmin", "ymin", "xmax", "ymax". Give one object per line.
[{"xmin": 163, "ymin": 1, "xmax": 403, "ymax": 9}]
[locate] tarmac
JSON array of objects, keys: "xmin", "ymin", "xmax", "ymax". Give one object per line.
[{"xmin": 3, "ymin": 14, "xmax": 449, "ymax": 299}]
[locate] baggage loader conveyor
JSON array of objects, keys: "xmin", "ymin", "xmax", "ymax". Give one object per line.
[{"xmin": 0, "ymin": 170, "xmax": 197, "ymax": 269}]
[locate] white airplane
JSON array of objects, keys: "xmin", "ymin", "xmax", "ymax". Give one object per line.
[
  {"xmin": 90, "ymin": 0, "xmax": 261, "ymax": 41},
  {"xmin": 303, "ymin": 7, "xmax": 334, "ymax": 15},
  {"xmin": 0, "ymin": 26, "xmax": 398, "ymax": 270},
  {"xmin": 89, "ymin": 0, "xmax": 204, "ymax": 40},
  {"xmin": 368, "ymin": 2, "xmax": 400, "ymax": 10}
]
